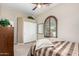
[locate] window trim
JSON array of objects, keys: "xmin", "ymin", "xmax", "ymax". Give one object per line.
[{"xmin": 44, "ymin": 16, "xmax": 58, "ymax": 38}]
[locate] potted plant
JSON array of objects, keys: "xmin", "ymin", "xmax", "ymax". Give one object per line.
[
  {"xmin": 0, "ymin": 18, "xmax": 11, "ymax": 27},
  {"xmin": 27, "ymin": 16, "xmax": 35, "ymax": 20}
]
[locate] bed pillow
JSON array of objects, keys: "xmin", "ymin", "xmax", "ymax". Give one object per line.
[
  {"xmin": 49, "ymin": 38, "xmax": 65, "ymax": 42},
  {"xmin": 35, "ymin": 39, "xmax": 54, "ymax": 50}
]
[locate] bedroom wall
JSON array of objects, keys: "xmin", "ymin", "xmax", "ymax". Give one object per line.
[
  {"xmin": 0, "ymin": 4, "xmax": 28, "ymax": 44},
  {"xmin": 36, "ymin": 3, "xmax": 79, "ymax": 43},
  {"xmin": 0, "ymin": 4, "xmax": 1, "ymax": 16},
  {"xmin": 0, "ymin": 4, "xmax": 28, "ymax": 19},
  {"xmin": 0, "ymin": 4, "xmax": 37, "ymax": 44}
]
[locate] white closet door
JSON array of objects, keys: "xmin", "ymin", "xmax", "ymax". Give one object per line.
[{"xmin": 23, "ymin": 21, "xmax": 37, "ymax": 43}]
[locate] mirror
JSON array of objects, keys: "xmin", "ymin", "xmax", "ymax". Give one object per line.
[{"xmin": 44, "ymin": 16, "xmax": 57, "ymax": 38}]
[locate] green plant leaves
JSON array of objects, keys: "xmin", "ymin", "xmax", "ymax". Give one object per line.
[
  {"xmin": 0, "ymin": 18, "xmax": 10, "ymax": 27},
  {"xmin": 27, "ymin": 16, "xmax": 35, "ymax": 20}
]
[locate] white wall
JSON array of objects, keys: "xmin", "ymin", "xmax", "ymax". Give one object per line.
[
  {"xmin": 0, "ymin": 4, "xmax": 37, "ymax": 44},
  {"xmin": 0, "ymin": 4, "xmax": 28, "ymax": 19},
  {"xmin": 36, "ymin": 3, "xmax": 79, "ymax": 43},
  {"xmin": 0, "ymin": 5, "xmax": 1, "ymax": 16},
  {"xmin": 0, "ymin": 4, "xmax": 28, "ymax": 44}
]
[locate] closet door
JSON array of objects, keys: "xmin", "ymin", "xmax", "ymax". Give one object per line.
[{"xmin": 23, "ymin": 21, "xmax": 37, "ymax": 43}]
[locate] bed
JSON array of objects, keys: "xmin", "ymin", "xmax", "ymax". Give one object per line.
[{"xmin": 31, "ymin": 39, "xmax": 79, "ymax": 56}]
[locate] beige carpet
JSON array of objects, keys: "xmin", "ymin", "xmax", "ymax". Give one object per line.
[{"xmin": 14, "ymin": 42, "xmax": 35, "ymax": 56}]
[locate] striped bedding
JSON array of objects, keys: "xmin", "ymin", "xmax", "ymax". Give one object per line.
[{"xmin": 31, "ymin": 41, "xmax": 79, "ymax": 56}]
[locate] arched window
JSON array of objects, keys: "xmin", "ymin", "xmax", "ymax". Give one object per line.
[{"xmin": 44, "ymin": 16, "xmax": 57, "ymax": 38}]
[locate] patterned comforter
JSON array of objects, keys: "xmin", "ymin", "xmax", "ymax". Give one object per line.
[{"xmin": 31, "ymin": 41, "xmax": 79, "ymax": 56}]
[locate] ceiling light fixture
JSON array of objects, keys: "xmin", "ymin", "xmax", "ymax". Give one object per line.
[
  {"xmin": 32, "ymin": 3, "xmax": 51, "ymax": 11},
  {"xmin": 37, "ymin": 4, "xmax": 41, "ymax": 8}
]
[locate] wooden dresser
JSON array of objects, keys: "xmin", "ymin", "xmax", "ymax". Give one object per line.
[{"xmin": 0, "ymin": 27, "xmax": 14, "ymax": 56}]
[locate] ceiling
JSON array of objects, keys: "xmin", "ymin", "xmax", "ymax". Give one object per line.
[{"xmin": 0, "ymin": 3, "xmax": 59, "ymax": 17}]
